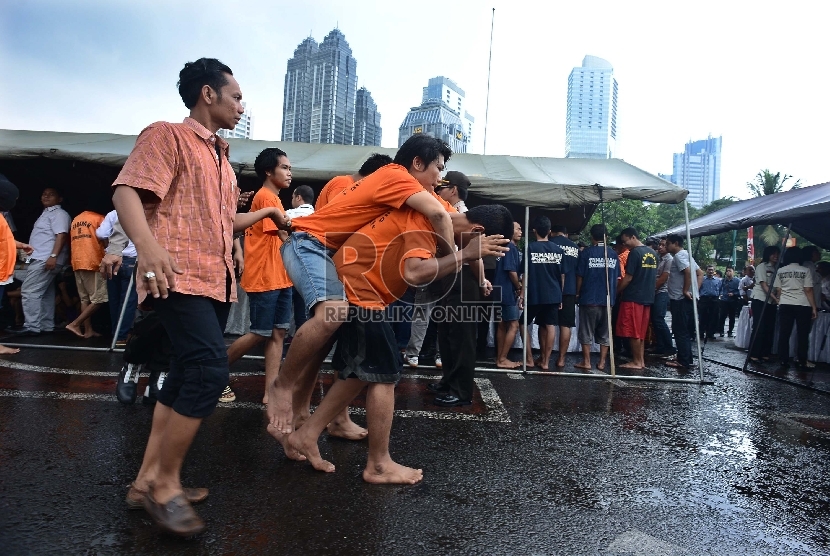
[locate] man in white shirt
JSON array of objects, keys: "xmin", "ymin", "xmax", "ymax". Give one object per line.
[
  {"xmin": 285, "ymin": 185, "xmax": 315, "ymax": 219},
  {"xmin": 13, "ymin": 187, "xmax": 70, "ymax": 336}
]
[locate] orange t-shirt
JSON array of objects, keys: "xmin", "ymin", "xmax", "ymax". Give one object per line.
[
  {"xmin": 70, "ymin": 211, "xmax": 105, "ymax": 271},
  {"xmin": 315, "ymin": 175, "xmax": 354, "ymax": 210},
  {"xmin": 618, "ymin": 249, "xmax": 629, "ymax": 278},
  {"xmin": 432, "ymin": 191, "xmax": 458, "ymax": 213},
  {"xmin": 240, "ymin": 187, "xmax": 292, "ymax": 292},
  {"xmin": 0, "ymin": 216, "xmax": 16, "ymax": 282},
  {"xmin": 333, "ymin": 207, "xmax": 436, "ymax": 310},
  {"xmin": 292, "ymin": 164, "xmax": 426, "ymax": 251}
]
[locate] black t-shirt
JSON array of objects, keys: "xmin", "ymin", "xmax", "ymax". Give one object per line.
[
  {"xmin": 526, "ymin": 240, "xmax": 563, "ymax": 305},
  {"xmin": 620, "ymin": 245, "xmax": 658, "ymax": 305},
  {"xmin": 550, "ymin": 235, "xmax": 579, "ymax": 296}
]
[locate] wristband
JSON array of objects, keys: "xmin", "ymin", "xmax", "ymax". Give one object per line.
[{"xmin": 48, "ymin": 254, "xmax": 57, "ymax": 258}]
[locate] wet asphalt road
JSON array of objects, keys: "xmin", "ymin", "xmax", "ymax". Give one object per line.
[{"xmin": 1, "ymin": 334, "xmax": 830, "ymax": 555}]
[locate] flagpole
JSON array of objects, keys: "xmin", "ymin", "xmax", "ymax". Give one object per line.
[{"xmin": 483, "ymin": 7, "xmax": 495, "ymax": 155}]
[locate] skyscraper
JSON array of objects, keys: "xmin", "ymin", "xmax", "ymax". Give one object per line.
[
  {"xmin": 217, "ymin": 102, "xmax": 253, "ymax": 139},
  {"xmin": 670, "ymin": 135, "xmax": 723, "ymax": 208},
  {"xmin": 398, "ymin": 76, "xmax": 474, "ymax": 153},
  {"xmin": 565, "ymin": 55, "xmax": 618, "ymax": 159},
  {"xmin": 353, "ymin": 87, "xmax": 382, "ymax": 146},
  {"xmin": 282, "ymin": 29, "xmax": 358, "ymax": 145}
]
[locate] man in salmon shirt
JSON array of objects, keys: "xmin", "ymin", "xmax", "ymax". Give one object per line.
[
  {"xmin": 315, "ymin": 153, "xmax": 393, "ymax": 210},
  {"xmin": 65, "ymin": 210, "xmax": 107, "ymax": 338},
  {"xmin": 285, "ymin": 203, "xmax": 513, "ymax": 481},
  {"xmin": 112, "ymin": 58, "xmax": 290, "ymax": 537},
  {"xmin": 267, "ymin": 134, "xmax": 455, "ymax": 438},
  {"xmin": 0, "ymin": 174, "xmax": 33, "ymax": 355}
]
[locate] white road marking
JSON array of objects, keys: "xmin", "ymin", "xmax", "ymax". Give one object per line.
[
  {"xmin": 0, "ymin": 367, "xmax": 511, "ymax": 423},
  {"xmin": 608, "ymin": 530, "xmax": 688, "ymax": 555},
  {"xmin": 771, "ymin": 412, "xmax": 830, "ymax": 439}
]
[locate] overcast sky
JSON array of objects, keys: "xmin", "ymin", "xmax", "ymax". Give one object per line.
[{"xmin": 1, "ymin": 0, "xmax": 826, "ymax": 200}]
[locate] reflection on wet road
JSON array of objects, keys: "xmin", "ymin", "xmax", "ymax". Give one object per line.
[{"xmin": 1, "ymin": 336, "xmax": 830, "ymax": 554}]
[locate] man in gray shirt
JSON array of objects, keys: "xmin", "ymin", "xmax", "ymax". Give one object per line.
[
  {"xmin": 664, "ymin": 234, "xmax": 704, "ymax": 369},
  {"xmin": 12, "ymin": 187, "xmax": 70, "ymax": 336},
  {"xmin": 650, "ymin": 239, "xmax": 674, "ymax": 355}
]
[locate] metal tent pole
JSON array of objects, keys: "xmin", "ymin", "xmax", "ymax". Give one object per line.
[
  {"xmin": 109, "ymin": 270, "xmax": 135, "ymax": 351},
  {"xmin": 684, "ymin": 200, "xmax": 705, "ymax": 383},
  {"xmin": 521, "ymin": 206, "xmax": 529, "ymax": 374},
  {"xmin": 598, "ymin": 189, "xmax": 615, "ymax": 376}
]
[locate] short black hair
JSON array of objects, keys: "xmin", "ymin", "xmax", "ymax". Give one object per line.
[
  {"xmin": 393, "ymin": 135, "xmax": 452, "ymax": 170},
  {"xmin": 620, "ymin": 227, "xmax": 639, "ymax": 240},
  {"xmin": 782, "ymin": 246, "xmax": 802, "ymax": 266},
  {"xmin": 254, "ymin": 148, "xmax": 288, "ymax": 181},
  {"xmin": 550, "ymin": 225, "xmax": 567, "ymax": 234},
  {"xmin": 43, "ymin": 186, "xmax": 63, "ymax": 198},
  {"xmin": 801, "ymin": 245, "xmax": 820, "ymax": 263},
  {"xmin": 590, "ymin": 224, "xmax": 607, "ymax": 241},
  {"xmin": 178, "ymin": 58, "xmax": 233, "ymax": 109},
  {"xmin": 665, "ymin": 233, "xmax": 684, "ymax": 247},
  {"xmin": 358, "ymin": 153, "xmax": 393, "ymax": 177},
  {"xmin": 531, "ymin": 215, "xmax": 551, "ymax": 238},
  {"xmin": 292, "ymin": 185, "xmax": 314, "ymax": 205},
  {"xmin": 466, "ymin": 205, "xmax": 514, "ymax": 239},
  {"xmin": 761, "ymin": 245, "xmax": 780, "ymax": 263}
]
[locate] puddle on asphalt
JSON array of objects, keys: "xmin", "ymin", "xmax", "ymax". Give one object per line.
[{"xmin": 700, "ymin": 429, "xmax": 757, "ymax": 461}]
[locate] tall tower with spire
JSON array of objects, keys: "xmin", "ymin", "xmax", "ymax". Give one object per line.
[{"xmin": 282, "ymin": 29, "xmax": 363, "ymax": 145}]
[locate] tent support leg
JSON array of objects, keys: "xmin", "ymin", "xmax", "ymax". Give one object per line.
[
  {"xmin": 684, "ymin": 200, "xmax": 705, "ymax": 384},
  {"xmin": 522, "ymin": 206, "xmax": 529, "ymax": 375},
  {"xmin": 110, "ymin": 269, "xmax": 135, "ymax": 351}
]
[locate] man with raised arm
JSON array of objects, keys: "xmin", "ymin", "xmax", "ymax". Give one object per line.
[
  {"xmin": 267, "ymin": 134, "xmax": 455, "ymax": 438},
  {"xmin": 286, "ymin": 204, "xmax": 512, "ymax": 480},
  {"xmin": 112, "ymin": 58, "xmax": 289, "ymax": 537}
]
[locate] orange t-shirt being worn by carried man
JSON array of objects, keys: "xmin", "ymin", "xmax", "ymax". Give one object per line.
[{"xmin": 314, "ymin": 153, "xmax": 393, "ymax": 211}]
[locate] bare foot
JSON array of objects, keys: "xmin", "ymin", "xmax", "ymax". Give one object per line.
[
  {"xmin": 85, "ymin": 331, "xmax": 102, "ymax": 338},
  {"xmin": 537, "ymin": 361, "xmax": 549, "ymax": 370},
  {"xmin": 267, "ymin": 382, "xmax": 294, "ymax": 434},
  {"xmin": 524, "ymin": 360, "xmax": 536, "ymax": 368},
  {"xmin": 597, "ymin": 362, "xmax": 606, "ymax": 371},
  {"xmin": 266, "ymin": 423, "xmax": 307, "ymax": 461},
  {"xmin": 65, "ymin": 323, "xmax": 84, "ymax": 338},
  {"xmin": 496, "ymin": 359, "xmax": 522, "ymax": 369},
  {"xmin": 574, "ymin": 362, "xmax": 592, "ymax": 369},
  {"xmin": 619, "ymin": 362, "xmax": 645, "ymax": 369},
  {"xmin": 0, "ymin": 345, "xmax": 20, "ymax": 355},
  {"xmin": 327, "ymin": 419, "xmax": 368, "ymax": 440},
  {"xmin": 363, "ymin": 460, "xmax": 423, "ymax": 485},
  {"xmin": 286, "ymin": 430, "xmax": 335, "ymax": 472},
  {"xmin": 555, "ymin": 360, "xmax": 566, "ymax": 368}
]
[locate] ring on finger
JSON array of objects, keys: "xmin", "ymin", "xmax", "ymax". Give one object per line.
[{"xmin": 143, "ymin": 271, "xmax": 157, "ymax": 280}]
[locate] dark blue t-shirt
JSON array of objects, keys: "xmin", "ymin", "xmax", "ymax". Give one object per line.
[
  {"xmin": 576, "ymin": 244, "xmax": 620, "ymax": 306},
  {"xmin": 526, "ymin": 240, "xmax": 563, "ymax": 305},
  {"xmin": 550, "ymin": 235, "xmax": 579, "ymax": 296},
  {"xmin": 493, "ymin": 242, "xmax": 520, "ymax": 306}
]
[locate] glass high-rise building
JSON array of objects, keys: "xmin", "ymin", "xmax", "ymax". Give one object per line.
[
  {"xmin": 353, "ymin": 87, "xmax": 382, "ymax": 146},
  {"xmin": 282, "ymin": 29, "xmax": 357, "ymax": 145},
  {"xmin": 565, "ymin": 55, "xmax": 618, "ymax": 159},
  {"xmin": 671, "ymin": 135, "xmax": 722, "ymax": 208},
  {"xmin": 398, "ymin": 76, "xmax": 474, "ymax": 154},
  {"xmin": 217, "ymin": 102, "xmax": 253, "ymax": 139}
]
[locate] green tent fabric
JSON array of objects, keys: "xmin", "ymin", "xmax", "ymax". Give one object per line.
[{"xmin": 0, "ymin": 128, "xmax": 687, "ymax": 205}]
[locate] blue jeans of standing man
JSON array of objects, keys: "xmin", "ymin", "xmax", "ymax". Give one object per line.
[
  {"xmin": 651, "ymin": 291, "xmax": 674, "ymax": 354},
  {"xmin": 107, "ymin": 256, "xmax": 138, "ymax": 341},
  {"xmin": 669, "ymin": 297, "xmax": 695, "ymax": 368}
]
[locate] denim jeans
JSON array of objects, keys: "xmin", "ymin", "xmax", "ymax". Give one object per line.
[
  {"xmin": 669, "ymin": 298, "xmax": 695, "ymax": 367},
  {"xmin": 651, "ymin": 291, "xmax": 674, "ymax": 353},
  {"xmin": 107, "ymin": 256, "xmax": 138, "ymax": 341}
]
